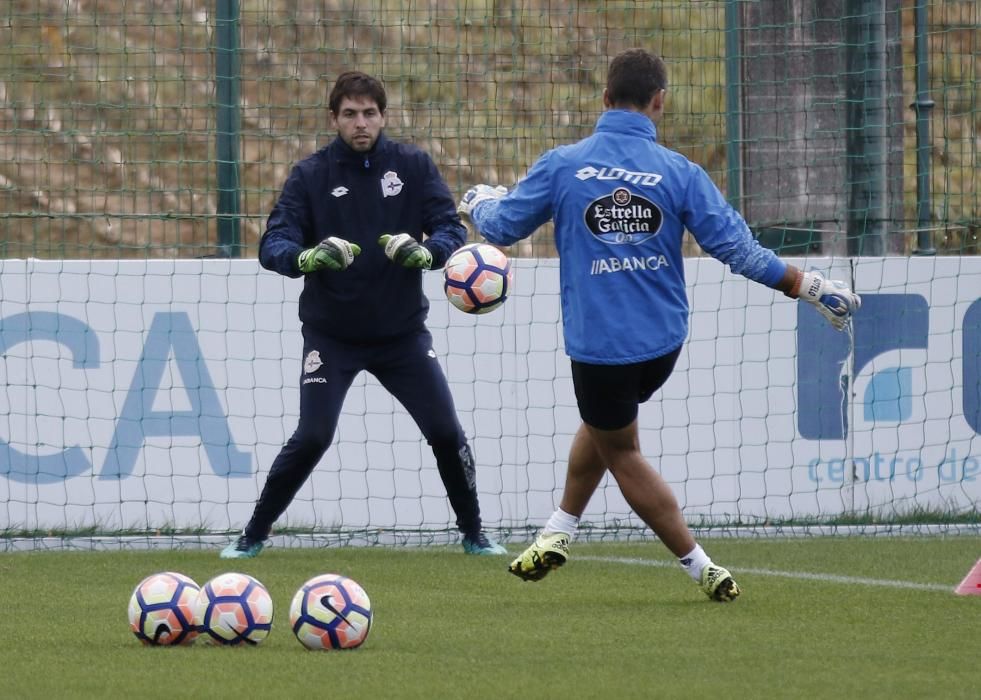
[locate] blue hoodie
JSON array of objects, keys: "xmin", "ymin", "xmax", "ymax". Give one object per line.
[
  {"xmin": 259, "ymin": 133, "xmax": 466, "ymax": 343},
  {"xmin": 471, "ymin": 109, "xmax": 787, "ymax": 364}
]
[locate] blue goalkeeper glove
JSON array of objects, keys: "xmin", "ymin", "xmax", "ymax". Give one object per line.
[
  {"xmin": 795, "ymin": 270, "xmax": 861, "ymax": 330},
  {"xmin": 297, "ymin": 237, "xmax": 360, "ymax": 273},
  {"xmin": 377, "ymin": 233, "xmax": 433, "ymax": 269},
  {"xmin": 457, "ymin": 184, "xmax": 507, "ymax": 221}
]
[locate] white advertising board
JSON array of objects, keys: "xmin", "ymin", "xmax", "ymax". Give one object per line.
[{"xmin": 0, "ymin": 257, "xmax": 978, "ymax": 531}]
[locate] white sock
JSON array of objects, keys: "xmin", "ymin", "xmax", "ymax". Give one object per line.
[
  {"xmin": 543, "ymin": 508, "xmax": 579, "ymax": 538},
  {"xmin": 679, "ymin": 544, "xmax": 712, "ymax": 582}
]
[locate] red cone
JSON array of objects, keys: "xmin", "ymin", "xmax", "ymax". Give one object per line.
[{"xmin": 954, "ymin": 558, "xmax": 981, "ymax": 596}]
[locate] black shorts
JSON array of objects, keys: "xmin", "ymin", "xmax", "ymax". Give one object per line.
[{"xmin": 571, "ymin": 347, "xmax": 682, "ymax": 431}]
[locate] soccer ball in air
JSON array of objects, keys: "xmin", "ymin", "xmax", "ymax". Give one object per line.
[
  {"xmin": 193, "ymin": 572, "xmax": 274, "ymax": 646},
  {"xmin": 127, "ymin": 571, "xmax": 200, "ymax": 646},
  {"xmin": 289, "ymin": 573, "xmax": 373, "ymax": 650},
  {"xmin": 443, "ymin": 243, "xmax": 513, "ymax": 314}
]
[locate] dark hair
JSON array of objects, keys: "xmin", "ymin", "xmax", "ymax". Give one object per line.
[
  {"xmin": 606, "ymin": 49, "xmax": 668, "ymax": 109},
  {"xmin": 328, "ymin": 71, "xmax": 387, "ymax": 114}
]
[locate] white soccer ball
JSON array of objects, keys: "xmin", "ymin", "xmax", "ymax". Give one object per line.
[
  {"xmin": 443, "ymin": 243, "xmax": 513, "ymax": 314},
  {"xmin": 193, "ymin": 572, "xmax": 274, "ymax": 646},
  {"xmin": 289, "ymin": 573, "xmax": 373, "ymax": 650},
  {"xmin": 127, "ymin": 571, "xmax": 200, "ymax": 646}
]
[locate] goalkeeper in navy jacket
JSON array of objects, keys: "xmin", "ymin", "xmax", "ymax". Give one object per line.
[
  {"xmin": 458, "ymin": 49, "xmax": 860, "ymax": 598},
  {"xmin": 221, "ymin": 71, "xmax": 507, "ymax": 559}
]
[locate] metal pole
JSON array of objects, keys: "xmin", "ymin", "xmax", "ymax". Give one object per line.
[
  {"xmin": 724, "ymin": 0, "xmax": 742, "ymax": 208},
  {"xmin": 911, "ymin": 0, "xmax": 936, "ymax": 255},
  {"xmin": 215, "ymin": 0, "xmax": 242, "ymax": 258},
  {"xmin": 845, "ymin": 0, "xmax": 888, "ymax": 256}
]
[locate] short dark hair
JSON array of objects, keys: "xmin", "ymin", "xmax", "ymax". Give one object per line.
[
  {"xmin": 328, "ymin": 71, "xmax": 387, "ymax": 114},
  {"xmin": 606, "ymin": 49, "xmax": 668, "ymax": 110}
]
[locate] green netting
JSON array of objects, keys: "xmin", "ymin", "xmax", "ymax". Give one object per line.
[{"xmin": 1, "ymin": 1, "xmax": 976, "ymax": 258}]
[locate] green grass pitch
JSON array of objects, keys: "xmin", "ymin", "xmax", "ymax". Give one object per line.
[{"xmin": 2, "ymin": 537, "xmax": 978, "ymax": 699}]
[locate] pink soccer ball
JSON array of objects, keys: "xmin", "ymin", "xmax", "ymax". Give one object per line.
[
  {"xmin": 193, "ymin": 572, "xmax": 273, "ymax": 646},
  {"xmin": 289, "ymin": 573, "xmax": 373, "ymax": 650},
  {"xmin": 443, "ymin": 243, "xmax": 513, "ymax": 314},
  {"xmin": 127, "ymin": 571, "xmax": 200, "ymax": 646}
]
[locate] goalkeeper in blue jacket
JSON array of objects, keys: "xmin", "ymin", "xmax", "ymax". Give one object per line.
[
  {"xmin": 458, "ymin": 49, "xmax": 860, "ymax": 600},
  {"xmin": 221, "ymin": 71, "xmax": 506, "ymax": 559}
]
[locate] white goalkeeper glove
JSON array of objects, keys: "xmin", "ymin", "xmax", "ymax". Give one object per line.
[
  {"xmin": 794, "ymin": 270, "xmax": 862, "ymax": 330},
  {"xmin": 457, "ymin": 184, "xmax": 507, "ymax": 221}
]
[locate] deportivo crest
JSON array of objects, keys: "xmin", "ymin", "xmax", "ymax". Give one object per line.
[
  {"xmin": 303, "ymin": 350, "xmax": 324, "ymax": 374},
  {"xmin": 381, "ymin": 171, "xmax": 404, "ymax": 197},
  {"xmin": 583, "ymin": 187, "xmax": 662, "ymax": 244}
]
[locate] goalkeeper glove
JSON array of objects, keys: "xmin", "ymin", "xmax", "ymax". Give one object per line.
[
  {"xmin": 457, "ymin": 184, "xmax": 507, "ymax": 220},
  {"xmin": 793, "ymin": 270, "xmax": 862, "ymax": 330},
  {"xmin": 297, "ymin": 237, "xmax": 361, "ymax": 273},
  {"xmin": 378, "ymin": 233, "xmax": 433, "ymax": 269}
]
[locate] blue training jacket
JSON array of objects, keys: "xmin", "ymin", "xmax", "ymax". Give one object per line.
[
  {"xmin": 259, "ymin": 133, "xmax": 466, "ymax": 343},
  {"xmin": 471, "ymin": 109, "xmax": 787, "ymax": 364}
]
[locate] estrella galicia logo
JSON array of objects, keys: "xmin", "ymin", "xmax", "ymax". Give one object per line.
[
  {"xmin": 583, "ymin": 187, "xmax": 662, "ymax": 244},
  {"xmin": 798, "ymin": 294, "xmax": 930, "ymax": 439}
]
